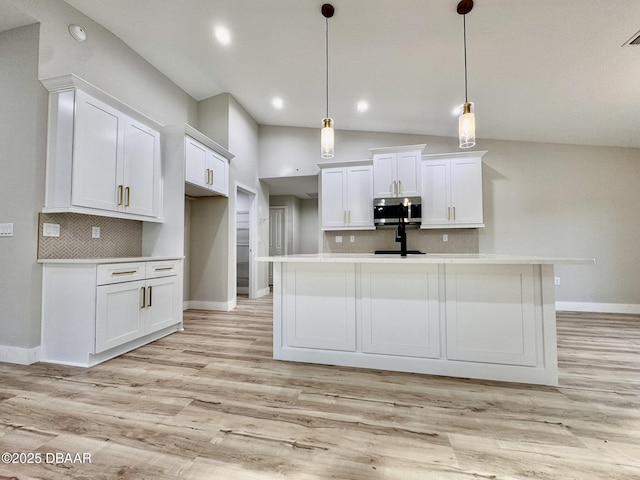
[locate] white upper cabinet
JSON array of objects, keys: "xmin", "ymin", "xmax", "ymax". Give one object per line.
[
  {"xmin": 184, "ymin": 134, "xmax": 230, "ymax": 197},
  {"xmin": 320, "ymin": 162, "xmax": 374, "ymax": 231},
  {"xmin": 421, "ymin": 151, "xmax": 486, "ymax": 228},
  {"xmin": 370, "ymin": 145, "xmax": 425, "ymax": 198},
  {"xmin": 42, "ymin": 75, "xmax": 163, "ymax": 222}
]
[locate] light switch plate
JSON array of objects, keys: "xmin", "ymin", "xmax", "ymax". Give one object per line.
[
  {"xmin": 92, "ymin": 226, "xmax": 101, "ymax": 239},
  {"xmin": 0, "ymin": 223, "xmax": 14, "ymax": 237},
  {"xmin": 335, "ymin": 235, "xmax": 342, "ymax": 243},
  {"xmin": 43, "ymin": 223, "xmax": 60, "ymax": 237}
]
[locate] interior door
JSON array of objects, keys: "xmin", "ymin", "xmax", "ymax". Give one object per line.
[{"xmin": 269, "ymin": 207, "xmax": 286, "ymax": 284}]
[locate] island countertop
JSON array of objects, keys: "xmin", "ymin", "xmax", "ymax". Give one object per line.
[{"xmin": 256, "ymin": 253, "xmax": 595, "ymax": 265}]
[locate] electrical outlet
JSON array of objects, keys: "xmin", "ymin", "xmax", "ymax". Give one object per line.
[
  {"xmin": 0, "ymin": 223, "xmax": 14, "ymax": 237},
  {"xmin": 350, "ymin": 235, "xmax": 355, "ymax": 243},
  {"xmin": 92, "ymin": 226, "xmax": 101, "ymax": 239},
  {"xmin": 443, "ymin": 234, "xmax": 448, "ymax": 242},
  {"xmin": 335, "ymin": 235, "xmax": 342, "ymax": 243},
  {"xmin": 554, "ymin": 277, "xmax": 561, "ymax": 286},
  {"xmin": 43, "ymin": 223, "xmax": 60, "ymax": 237}
]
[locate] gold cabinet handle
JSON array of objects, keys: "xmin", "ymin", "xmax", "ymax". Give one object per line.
[
  {"xmin": 398, "ymin": 180, "xmax": 402, "ymax": 195},
  {"xmin": 448, "ymin": 207, "xmax": 451, "ymax": 221},
  {"xmin": 112, "ymin": 270, "xmax": 137, "ymax": 276},
  {"xmin": 348, "ymin": 210, "xmax": 351, "ymax": 223},
  {"xmin": 205, "ymin": 168, "xmax": 210, "ymax": 185},
  {"xmin": 210, "ymin": 169, "xmax": 214, "ymax": 186},
  {"xmin": 140, "ymin": 286, "xmax": 146, "ymax": 309},
  {"xmin": 118, "ymin": 185, "xmax": 123, "ymax": 206},
  {"xmin": 392, "ymin": 180, "xmax": 397, "ymax": 196},
  {"xmin": 125, "ymin": 187, "xmax": 130, "ymax": 207},
  {"xmin": 147, "ymin": 286, "xmax": 152, "ymax": 307},
  {"xmin": 453, "ymin": 206, "xmax": 456, "ymax": 221}
]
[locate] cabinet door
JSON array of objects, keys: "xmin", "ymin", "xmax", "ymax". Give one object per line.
[
  {"xmin": 144, "ymin": 276, "xmax": 180, "ymax": 333},
  {"xmin": 421, "ymin": 160, "xmax": 450, "ymax": 226},
  {"xmin": 72, "ymin": 90, "xmax": 121, "ymax": 212},
  {"xmin": 95, "ymin": 279, "xmax": 146, "ymax": 353},
  {"xmin": 445, "ymin": 265, "xmax": 537, "ymax": 366},
  {"xmin": 361, "ymin": 264, "xmax": 440, "ymax": 358},
  {"xmin": 122, "ymin": 117, "xmax": 161, "ymax": 217},
  {"xmin": 372, "ymin": 154, "xmax": 396, "ymax": 197},
  {"xmin": 185, "ymin": 137, "xmax": 208, "ymax": 189},
  {"xmin": 346, "ymin": 166, "xmax": 373, "ymax": 227},
  {"xmin": 395, "ymin": 151, "xmax": 420, "ymax": 196},
  {"xmin": 321, "ymin": 168, "xmax": 347, "ymax": 229},
  {"xmin": 450, "ymin": 157, "xmax": 483, "ymax": 225},
  {"xmin": 208, "ymin": 150, "xmax": 228, "ymax": 196},
  {"xmin": 283, "ymin": 263, "xmax": 356, "ymax": 351}
]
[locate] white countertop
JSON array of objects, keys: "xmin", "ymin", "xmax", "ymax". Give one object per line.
[
  {"xmin": 256, "ymin": 253, "xmax": 595, "ymax": 265},
  {"xmin": 38, "ymin": 256, "xmax": 183, "ymax": 265}
]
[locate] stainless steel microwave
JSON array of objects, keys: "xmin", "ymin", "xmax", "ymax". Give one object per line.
[{"xmin": 373, "ymin": 196, "xmax": 422, "ymax": 226}]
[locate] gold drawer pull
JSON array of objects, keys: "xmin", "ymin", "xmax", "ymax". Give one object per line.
[
  {"xmin": 112, "ymin": 270, "xmax": 137, "ymax": 276},
  {"xmin": 154, "ymin": 266, "xmax": 173, "ymax": 272}
]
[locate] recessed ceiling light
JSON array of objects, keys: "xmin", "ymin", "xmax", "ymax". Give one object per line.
[
  {"xmin": 272, "ymin": 97, "xmax": 284, "ymax": 109},
  {"xmin": 356, "ymin": 100, "xmax": 369, "ymax": 113},
  {"xmin": 214, "ymin": 26, "xmax": 231, "ymax": 45}
]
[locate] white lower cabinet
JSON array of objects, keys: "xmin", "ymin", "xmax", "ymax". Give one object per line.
[
  {"xmin": 360, "ymin": 264, "xmax": 440, "ymax": 358},
  {"xmin": 273, "ymin": 260, "xmax": 551, "ymax": 385},
  {"xmin": 41, "ymin": 258, "xmax": 183, "ymax": 367}
]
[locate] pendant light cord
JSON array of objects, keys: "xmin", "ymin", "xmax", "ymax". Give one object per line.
[
  {"xmin": 463, "ymin": 14, "xmax": 468, "ymax": 103},
  {"xmin": 325, "ymin": 16, "xmax": 329, "ymax": 118}
]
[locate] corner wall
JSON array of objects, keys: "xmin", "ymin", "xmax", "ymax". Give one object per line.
[{"xmin": 0, "ymin": 24, "xmax": 48, "ymax": 362}]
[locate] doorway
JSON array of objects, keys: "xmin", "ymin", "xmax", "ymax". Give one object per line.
[{"xmin": 236, "ymin": 185, "xmax": 257, "ymax": 298}]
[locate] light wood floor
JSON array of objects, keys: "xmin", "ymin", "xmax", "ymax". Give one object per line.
[{"xmin": 1, "ymin": 296, "xmax": 639, "ymax": 479}]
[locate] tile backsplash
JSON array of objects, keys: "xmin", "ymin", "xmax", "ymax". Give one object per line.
[
  {"xmin": 38, "ymin": 213, "xmax": 142, "ymax": 259},
  {"xmin": 323, "ymin": 227, "xmax": 479, "ymax": 254}
]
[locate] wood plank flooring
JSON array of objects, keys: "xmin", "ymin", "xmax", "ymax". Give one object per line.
[{"xmin": 1, "ymin": 296, "xmax": 639, "ymax": 479}]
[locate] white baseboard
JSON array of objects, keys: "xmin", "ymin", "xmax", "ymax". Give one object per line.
[
  {"xmin": 556, "ymin": 302, "xmax": 640, "ymax": 314},
  {"xmin": 0, "ymin": 345, "xmax": 41, "ymax": 365},
  {"xmin": 256, "ymin": 287, "xmax": 271, "ymax": 298},
  {"xmin": 184, "ymin": 299, "xmax": 237, "ymax": 312}
]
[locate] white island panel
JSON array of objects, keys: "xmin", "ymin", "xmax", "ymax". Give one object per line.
[
  {"xmin": 361, "ymin": 264, "xmax": 440, "ymax": 358},
  {"xmin": 284, "ymin": 263, "xmax": 356, "ymax": 351},
  {"xmin": 445, "ymin": 264, "xmax": 537, "ymax": 366}
]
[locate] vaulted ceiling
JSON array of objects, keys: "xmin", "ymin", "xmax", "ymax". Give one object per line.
[{"xmin": 3, "ymin": 0, "xmax": 640, "ymax": 148}]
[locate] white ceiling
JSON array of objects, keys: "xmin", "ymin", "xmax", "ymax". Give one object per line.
[{"xmin": 3, "ymin": 1, "xmax": 640, "ymax": 149}]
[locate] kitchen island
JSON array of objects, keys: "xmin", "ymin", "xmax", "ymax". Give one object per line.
[{"xmin": 257, "ymin": 254, "xmax": 594, "ymax": 385}]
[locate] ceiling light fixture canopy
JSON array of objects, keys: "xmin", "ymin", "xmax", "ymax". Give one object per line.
[
  {"xmin": 457, "ymin": 0, "xmax": 476, "ymax": 149},
  {"xmin": 320, "ymin": 3, "xmax": 335, "ymax": 159}
]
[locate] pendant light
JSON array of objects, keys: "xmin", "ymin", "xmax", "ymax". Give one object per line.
[
  {"xmin": 321, "ymin": 3, "xmax": 335, "ymax": 159},
  {"xmin": 457, "ymin": 0, "xmax": 476, "ymax": 149}
]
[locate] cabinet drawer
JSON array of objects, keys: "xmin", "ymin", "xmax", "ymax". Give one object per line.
[
  {"xmin": 146, "ymin": 259, "xmax": 180, "ymax": 279},
  {"xmin": 97, "ymin": 262, "xmax": 145, "ymax": 285}
]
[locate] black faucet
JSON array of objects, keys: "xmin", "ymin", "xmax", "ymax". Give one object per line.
[{"xmin": 395, "ymin": 203, "xmax": 407, "ymax": 257}]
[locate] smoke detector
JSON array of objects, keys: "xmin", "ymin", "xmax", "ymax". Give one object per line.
[{"xmin": 68, "ymin": 24, "xmax": 87, "ymax": 42}]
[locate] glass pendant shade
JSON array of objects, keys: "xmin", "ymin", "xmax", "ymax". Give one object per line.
[
  {"xmin": 321, "ymin": 117, "xmax": 334, "ymax": 159},
  {"xmin": 458, "ymin": 102, "xmax": 475, "ymax": 149}
]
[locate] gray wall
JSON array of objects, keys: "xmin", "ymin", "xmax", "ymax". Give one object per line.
[
  {"xmin": 0, "ymin": 24, "xmax": 48, "ymax": 352},
  {"xmin": 258, "ymin": 125, "xmax": 640, "ymax": 308}
]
